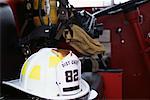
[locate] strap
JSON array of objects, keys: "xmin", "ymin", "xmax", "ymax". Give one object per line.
[
  {"xmin": 33, "ymin": 9, "xmax": 46, "ymax": 16},
  {"xmin": 19, "ymin": 0, "xmax": 34, "ymax": 37},
  {"xmin": 25, "ymin": 0, "xmax": 34, "ymax": 18},
  {"xmin": 90, "ymin": 57, "xmax": 99, "ymax": 72},
  {"xmin": 20, "ymin": 19, "xmax": 29, "ymax": 37},
  {"xmin": 38, "ymin": 0, "xmax": 44, "ymax": 25},
  {"xmin": 54, "ymin": 20, "xmax": 73, "ymax": 40}
]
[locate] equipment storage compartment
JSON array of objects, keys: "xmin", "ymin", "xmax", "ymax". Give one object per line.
[{"xmin": 97, "ymin": 69, "xmax": 123, "ymax": 99}]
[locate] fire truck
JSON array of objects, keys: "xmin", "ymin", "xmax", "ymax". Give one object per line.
[{"xmin": 0, "ymin": 0, "xmax": 150, "ymax": 99}]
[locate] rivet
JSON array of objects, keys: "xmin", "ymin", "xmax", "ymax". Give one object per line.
[
  {"xmin": 116, "ymin": 27, "xmax": 122, "ymax": 33},
  {"xmin": 121, "ymin": 39, "xmax": 125, "ymax": 44},
  {"xmin": 147, "ymin": 32, "xmax": 150, "ymax": 38}
]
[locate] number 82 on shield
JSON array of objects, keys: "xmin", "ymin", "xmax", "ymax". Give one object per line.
[{"xmin": 65, "ymin": 69, "xmax": 78, "ymax": 82}]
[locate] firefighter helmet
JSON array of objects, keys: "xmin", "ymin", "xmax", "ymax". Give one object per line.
[{"xmin": 3, "ymin": 48, "xmax": 97, "ymax": 99}]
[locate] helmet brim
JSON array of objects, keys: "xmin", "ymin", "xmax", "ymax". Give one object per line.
[{"xmin": 3, "ymin": 79, "xmax": 97, "ymax": 99}]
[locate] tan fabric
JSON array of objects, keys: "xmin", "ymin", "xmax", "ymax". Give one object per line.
[{"xmin": 63, "ymin": 24, "xmax": 105, "ymax": 56}]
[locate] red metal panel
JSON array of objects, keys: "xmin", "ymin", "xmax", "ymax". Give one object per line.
[
  {"xmin": 97, "ymin": 3, "xmax": 150, "ymax": 99},
  {"xmin": 98, "ymin": 71, "xmax": 122, "ymax": 99}
]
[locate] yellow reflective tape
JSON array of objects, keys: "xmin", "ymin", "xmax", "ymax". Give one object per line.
[
  {"xmin": 33, "ymin": 0, "xmax": 38, "ymax": 10},
  {"xmin": 29, "ymin": 65, "xmax": 40, "ymax": 80},
  {"xmin": 21, "ymin": 61, "xmax": 28, "ymax": 76},
  {"xmin": 49, "ymin": 56, "xmax": 62, "ymax": 68}
]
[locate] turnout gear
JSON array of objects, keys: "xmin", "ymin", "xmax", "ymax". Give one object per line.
[
  {"xmin": 19, "ymin": 0, "xmax": 73, "ymax": 58},
  {"xmin": 63, "ymin": 24, "xmax": 105, "ymax": 56},
  {"xmin": 49, "ymin": 0, "xmax": 58, "ymax": 24}
]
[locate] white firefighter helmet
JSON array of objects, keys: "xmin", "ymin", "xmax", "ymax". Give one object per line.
[{"xmin": 3, "ymin": 48, "xmax": 97, "ymax": 99}]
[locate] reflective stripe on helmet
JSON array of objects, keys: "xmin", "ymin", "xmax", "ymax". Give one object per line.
[
  {"xmin": 22, "ymin": 60, "xmax": 28, "ymax": 76},
  {"xmin": 29, "ymin": 65, "xmax": 41, "ymax": 80},
  {"xmin": 49, "ymin": 56, "xmax": 62, "ymax": 67}
]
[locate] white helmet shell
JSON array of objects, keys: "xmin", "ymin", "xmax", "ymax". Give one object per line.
[{"xmin": 3, "ymin": 48, "xmax": 91, "ymax": 99}]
